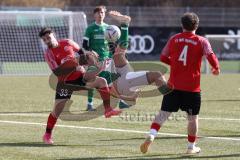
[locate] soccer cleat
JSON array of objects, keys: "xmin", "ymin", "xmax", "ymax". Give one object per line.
[
  {"xmin": 119, "ymin": 100, "xmax": 131, "ymax": 109},
  {"xmin": 42, "ymin": 133, "xmax": 54, "ymax": 145},
  {"xmin": 108, "ymin": 11, "xmax": 131, "ymax": 25},
  {"xmin": 104, "ymin": 107, "xmax": 122, "ymax": 118},
  {"xmin": 140, "ymin": 134, "xmax": 154, "ymax": 154},
  {"xmin": 186, "ymin": 146, "xmax": 201, "ymax": 154},
  {"xmin": 86, "ymin": 104, "xmax": 96, "ymax": 111}
]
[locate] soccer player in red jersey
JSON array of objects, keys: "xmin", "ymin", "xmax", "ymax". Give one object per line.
[
  {"xmin": 39, "ymin": 27, "xmax": 122, "ymax": 145},
  {"xmin": 140, "ymin": 12, "xmax": 220, "ymax": 154}
]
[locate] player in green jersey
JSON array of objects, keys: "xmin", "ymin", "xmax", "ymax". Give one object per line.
[{"xmin": 83, "ymin": 6, "xmax": 109, "ymax": 62}]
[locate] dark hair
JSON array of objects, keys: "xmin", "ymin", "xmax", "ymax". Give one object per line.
[
  {"xmin": 181, "ymin": 12, "xmax": 199, "ymax": 31},
  {"xmin": 93, "ymin": 5, "xmax": 106, "ymax": 14},
  {"xmin": 39, "ymin": 27, "xmax": 53, "ymax": 37}
]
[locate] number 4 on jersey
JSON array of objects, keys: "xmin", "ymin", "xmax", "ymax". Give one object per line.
[{"xmin": 178, "ymin": 45, "xmax": 188, "ymax": 66}]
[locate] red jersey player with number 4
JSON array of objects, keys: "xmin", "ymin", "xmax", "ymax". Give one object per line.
[{"xmin": 141, "ymin": 12, "xmax": 220, "ymax": 154}]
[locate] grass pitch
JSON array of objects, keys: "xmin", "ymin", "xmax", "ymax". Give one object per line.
[{"xmin": 0, "ymin": 62, "xmax": 240, "ymax": 159}]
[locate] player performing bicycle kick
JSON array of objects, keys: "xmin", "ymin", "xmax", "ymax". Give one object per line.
[{"xmin": 81, "ymin": 11, "xmax": 173, "ymax": 105}]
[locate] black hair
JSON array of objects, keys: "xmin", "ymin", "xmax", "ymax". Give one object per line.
[
  {"xmin": 39, "ymin": 27, "xmax": 53, "ymax": 37},
  {"xmin": 93, "ymin": 5, "xmax": 106, "ymax": 14},
  {"xmin": 181, "ymin": 12, "xmax": 199, "ymax": 31}
]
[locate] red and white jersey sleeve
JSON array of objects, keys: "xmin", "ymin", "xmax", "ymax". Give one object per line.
[
  {"xmin": 199, "ymin": 37, "xmax": 214, "ymax": 56},
  {"xmin": 199, "ymin": 37, "xmax": 219, "ymax": 70}
]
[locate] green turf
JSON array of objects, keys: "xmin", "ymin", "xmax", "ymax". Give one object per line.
[
  {"xmin": 0, "ymin": 68, "xmax": 240, "ymax": 159},
  {"xmin": 219, "ymin": 60, "xmax": 240, "ymax": 72},
  {"xmin": 1, "ymin": 60, "xmax": 240, "ymax": 75},
  {"xmin": 1, "ymin": 62, "xmax": 50, "ymax": 75}
]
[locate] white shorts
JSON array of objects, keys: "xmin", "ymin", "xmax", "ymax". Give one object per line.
[{"xmin": 116, "ymin": 64, "xmax": 149, "ymax": 96}]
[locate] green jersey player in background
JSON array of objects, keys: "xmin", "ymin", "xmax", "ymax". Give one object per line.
[{"xmin": 82, "ymin": 5, "xmax": 129, "ymax": 111}]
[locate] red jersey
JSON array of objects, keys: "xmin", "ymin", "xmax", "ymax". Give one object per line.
[
  {"xmin": 44, "ymin": 39, "xmax": 83, "ymax": 81},
  {"xmin": 160, "ymin": 32, "xmax": 219, "ymax": 92}
]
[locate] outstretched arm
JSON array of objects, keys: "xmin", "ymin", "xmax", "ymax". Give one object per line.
[
  {"xmin": 202, "ymin": 38, "xmax": 220, "ymax": 75},
  {"xmin": 206, "ymin": 53, "xmax": 220, "ymax": 75},
  {"xmin": 108, "ymin": 10, "xmax": 130, "ymax": 51},
  {"xmin": 52, "ymin": 60, "xmax": 78, "ymax": 77}
]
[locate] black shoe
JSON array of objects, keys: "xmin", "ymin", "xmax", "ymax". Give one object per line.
[{"xmin": 119, "ymin": 100, "xmax": 130, "ymax": 109}]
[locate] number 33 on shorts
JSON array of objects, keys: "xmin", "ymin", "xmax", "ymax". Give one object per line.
[{"xmin": 59, "ymin": 89, "xmax": 69, "ymax": 96}]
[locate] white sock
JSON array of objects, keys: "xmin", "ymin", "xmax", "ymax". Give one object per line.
[
  {"xmin": 188, "ymin": 142, "xmax": 195, "ymax": 149},
  {"xmin": 149, "ymin": 129, "xmax": 158, "ymax": 137},
  {"xmin": 88, "ymin": 102, "xmax": 93, "ymax": 106}
]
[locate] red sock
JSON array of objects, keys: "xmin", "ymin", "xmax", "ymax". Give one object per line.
[
  {"xmin": 188, "ymin": 135, "xmax": 197, "ymax": 143},
  {"xmin": 46, "ymin": 113, "xmax": 57, "ymax": 134},
  {"xmin": 151, "ymin": 122, "xmax": 161, "ymax": 131},
  {"xmin": 98, "ymin": 87, "xmax": 111, "ymax": 110}
]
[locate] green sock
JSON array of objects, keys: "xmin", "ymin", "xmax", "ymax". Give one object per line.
[
  {"xmin": 118, "ymin": 24, "xmax": 129, "ymax": 49},
  {"xmin": 158, "ymin": 84, "xmax": 172, "ymax": 95},
  {"xmin": 99, "ymin": 71, "xmax": 120, "ymax": 85},
  {"xmin": 88, "ymin": 89, "xmax": 95, "ymax": 105}
]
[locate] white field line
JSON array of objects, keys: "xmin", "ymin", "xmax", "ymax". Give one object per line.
[
  {"xmin": 1, "ymin": 113, "xmax": 240, "ymax": 122},
  {"xmin": 199, "ymin": 117, "xmax": 240, "ymax": 121},
  {"xmin": 0, "ymin": 113, "xmax": 48, "ymax": 117},
  {"xmin": 0, "ymin": 120, "xmax": 239, "ymax": 142}
]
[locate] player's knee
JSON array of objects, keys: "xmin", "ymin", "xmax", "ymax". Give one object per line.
[
  {"xmin": 154, "ymin": 110, "xmax": 171, "ymax": 126},
  {"xmin": 146, "ymin": 71, "xmax": 162, "ymax": 83},
  {"xmin": 53, "ymin": 99, "xmax": 68, "ymax": 118},
  {"xmin": 84, "ymin": 72, "xmax": 97, "ymax": 82},
  {"xmin": 96, "ymin": 77, "xmax": 107, "ymax": 87},
  {"xmin": 187, "ymin": 115, "xmax": 198, "ymax": 123}
]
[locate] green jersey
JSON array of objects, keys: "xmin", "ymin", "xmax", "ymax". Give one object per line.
[
  {"xmin": 84, "ymin": 22, "xmax": 110, "ymax": 61},
  {"xmin": 98, "ymin": 59, "xmax": 120, "ymax": 86}
]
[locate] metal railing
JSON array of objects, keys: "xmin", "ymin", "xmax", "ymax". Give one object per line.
[{"xmin": 65, "ymin": 6, "xmax": 240, "ymax": 27}]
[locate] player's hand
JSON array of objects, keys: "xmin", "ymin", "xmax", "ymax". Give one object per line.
[
  {"xmin": 76, "ymin": 65, "xmax": 86, "ymax": 73},
  {"xmin": 211, "ymin": 68, "xmax": 220, "ymax": 75},
  {"xmin": 108, "ymin": 11, "xmax": 121, "ymax": 17},
  {"xmin": 85, "ymin": 50, "xmax": 99, "ymax": 59}
]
